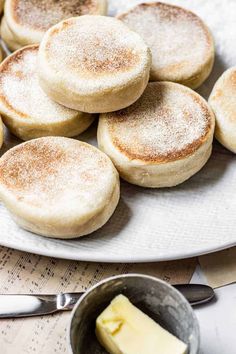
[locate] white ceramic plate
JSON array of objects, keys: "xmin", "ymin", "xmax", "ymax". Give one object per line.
[
  {"xmin": 0, "ymin": 0, "xmax": 235, "ymax": 262},
  {"xmin": 0, "ymin": 125, "xmax": 235, "ymax": 262}
]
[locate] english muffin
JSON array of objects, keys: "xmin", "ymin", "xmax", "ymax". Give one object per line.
[
  {"xmin": 0, "ymin": 116, "xmax": 3, "ymax": 148},
  {"xmin": 4, "ymin": 0, "xmax": 108, "ymax": 47},
  {"xmin": 98, "ymin": 82, "xmax": 215, "ymax": 188},
  {"xmin": 0, "ymin": 0, "xmax": 4, "ymax": 14},
  {"xmin": 118, "ymin": 2, "xmax": 214, "ymax": 89},
  {"xmin": 1, "ymin": 16, "xmax": 22, "ymax": 52},
  {"xmin": 38, "ymin": 15, "xmax": 151, "ymax": 113},
  {"xmin": 0, "ymin": 42, "xmax": 3, "ymax": 63},
  {"xmin": 0, "ymin": 137, "xmax": 120, "ymax": 238},
  {"xmin": 0, "ymin": 45, "xmax": 94, "ymax": 140},
  {"xmin": 209, "ymin": 67, "xmax": 236, "ymax": 153}
]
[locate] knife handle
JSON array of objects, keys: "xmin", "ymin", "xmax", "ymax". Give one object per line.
[{"xmin": 174, "ymin": 284, "xmax": 215, "ymax": 305}]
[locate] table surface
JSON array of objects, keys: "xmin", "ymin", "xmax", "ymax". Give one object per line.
[{"xmin": 191, "ymin": 267, "xmax": 236, "ymax": 354}]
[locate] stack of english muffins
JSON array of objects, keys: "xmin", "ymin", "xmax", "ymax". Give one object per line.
[{"xmin": 0, "ymin": 0, "xmax": 234, "ymax": 240}]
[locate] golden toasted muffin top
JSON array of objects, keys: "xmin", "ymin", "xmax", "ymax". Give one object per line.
[
  {"xmin": 101, "ymin": 82, "xmax": 214, "ymax": 163},
  {"xmin": 9, "ymin": 0, "xmax": 105, "ymax": 31},
  {"xmin": 0, "ymin": 45, "xmax": 78, "ymax": 122},
  {"xmin": 0, "ymin": 137, "xmax": 116, "ymax": 209},
  {"xmin": 40, "ymin": 16, "xmax": 150, "ymax": 87},
  {"xmin": 118, "ymin": 2, "xmax": 214, "ymax": 83}
]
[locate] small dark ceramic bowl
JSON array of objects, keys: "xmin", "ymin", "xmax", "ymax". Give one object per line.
[{"xmin": 68, "ymin": 274, "xmax": 200, "ymax": 354}]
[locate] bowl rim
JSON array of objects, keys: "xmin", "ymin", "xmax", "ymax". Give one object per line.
[{"xmin": 67, "ymin": 273, "xmax": 200, "ymax": 354}]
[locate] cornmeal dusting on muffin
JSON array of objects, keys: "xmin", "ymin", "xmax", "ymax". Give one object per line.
[
  {"xmin": 0, "ymin": 46, "xmax": 77, "ymax": 122},
  {"xmin": 119, "ymin": 2, "xmax": 212, "ymax": 79},
  {"xmin": 106, "ymin": 82, "xmax": 212, "ymax": 163},
  {"xmin": 45, "ymin": 16, "xmax": 147, "ymax": 81},
  {"xmin": 0, "ymin": 138, "xmax": 114, "ymax": 208},
  {"xmin": 12, "ymin": 0, "xmax": 100, "ymax": 30}
]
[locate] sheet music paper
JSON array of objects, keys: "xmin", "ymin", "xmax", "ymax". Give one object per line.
[
  {"xmin": 0, "ymin": 246, "xmax": 196, "ymax": 353},
  {"xmin": 199, "ymin": 248, "xmax": 236, "ymax": 288}
]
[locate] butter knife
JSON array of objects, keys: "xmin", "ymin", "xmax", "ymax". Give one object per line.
[{"xmin": 0, "ymin": 284, "xmax": 214, "ymax": 318}]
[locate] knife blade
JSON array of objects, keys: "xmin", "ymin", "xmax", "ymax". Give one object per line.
[{"xmin": 0, "ymin": 284, "xmax": 214, "ymax": 318}]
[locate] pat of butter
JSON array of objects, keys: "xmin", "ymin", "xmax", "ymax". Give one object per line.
[{"xmin": 96, "ymin": 294, "xmax": 188, "ymax": 354}]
